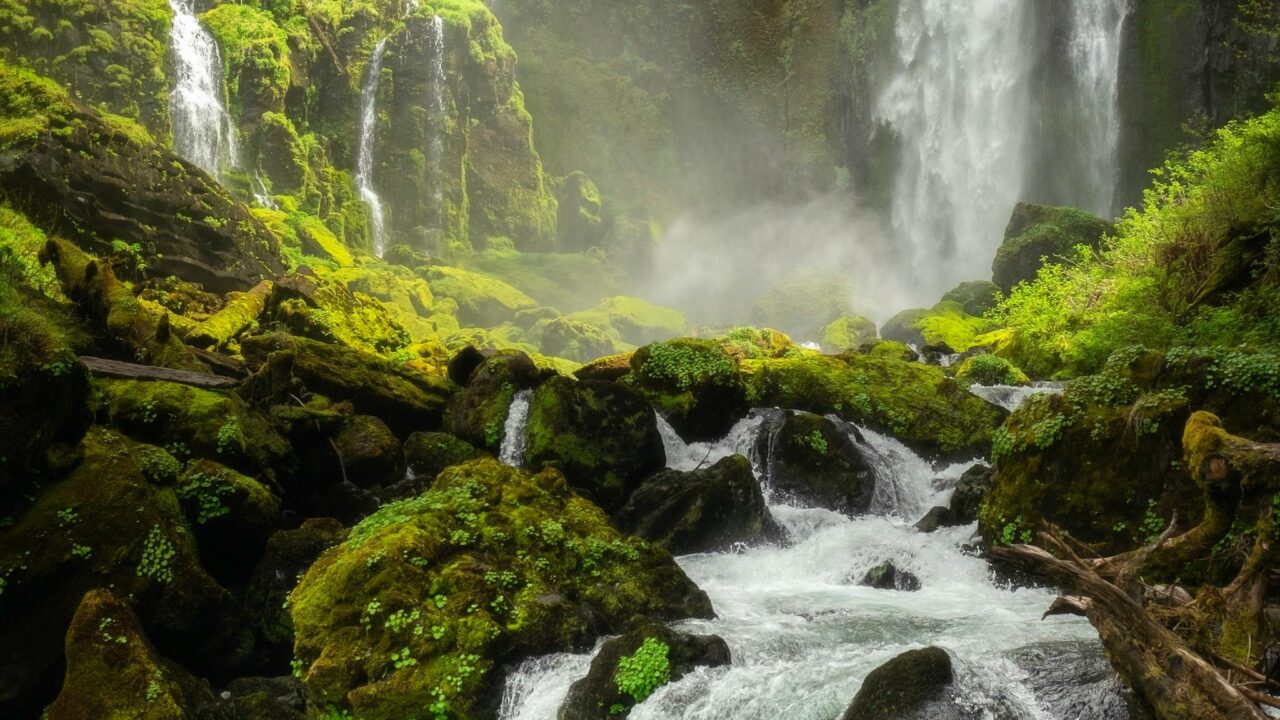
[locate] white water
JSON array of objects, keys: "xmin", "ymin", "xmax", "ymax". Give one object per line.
[
  {"xmin": 502, "ymin": 411, "xmax": 1125, "ymax": 720},
  {"xmin": 874, "ymin": 0, "xmax": 1129, "ymax": 297},
  {"xmin": 969, "ymin": 382, "xmax": 1066, "ymax": 413},
  {"xmin": 498, "ymin": 390, "xmax": 532, "ymax": 467},
  {"xmin": 167, "ymin": 0, "xmax": 238, "ymax": 176},
  {"xmin": 426, "ymin": 15, "xmax": 447, "ymax": 210},
  {"xmin": 356, "ymin": 38, "xmax": 391, "ymax": 255}
]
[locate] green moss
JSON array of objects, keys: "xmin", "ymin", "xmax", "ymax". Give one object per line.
[
  {"xmin": 426, "ymin": 265, "xmax": 537, "ymax": 326},
  {"xmin": 539, "ymin": 316, "xmax": 624, "ymax": 363},
  {"xmin": 200, "ymin": 3, "xmax": 291, "ymax": 117},
  {"xmin": 753, "ymin": 269, "xmax": 856, "ymax": 340},
  {"xmin": 820, "ymin": 315, "xmax": 878, "ymax": 353},
  {"xmin": 288, "ymin": 459, "xmax": 710, "ymax": 718},
  {"xmin": 465, "ymin": 250, "xmax": 628, "ymax": 311},
  {"xmin": 955, "ymin": 354, "xmax": 1030, "ymax": 387},
  {"xmin": 565, "ymin": 296, "xmax": 687, "ymax": 346},
  {"xmin": 613, "ymin": 637, "xmax": 670, "ymax": 704}
]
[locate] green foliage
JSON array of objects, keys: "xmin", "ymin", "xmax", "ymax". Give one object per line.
[
  {"xmin": 613, "ymin": 637, "xmax": 671, "ymax": 704},
  {"xmin": 136, "ymin": 524, "xmax": 175, "ymax": 583},
  {"xmin": 956, "ymin": 353, "xmax": 1030, "ymax": 386},
  {"xmin": 639, "ymin": 341, "xmax": 736, "ymax": 392},
  {"xmin": 176, "ymin": 471, "xmax": 233, "ymax": 524}
]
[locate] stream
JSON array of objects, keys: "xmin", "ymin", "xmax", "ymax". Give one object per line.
[{"xmin": 498, "ymin": 390, "xmax": 1132, "ymax": 720}]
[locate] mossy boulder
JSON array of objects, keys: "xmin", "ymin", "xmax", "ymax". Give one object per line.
[
  {"xmin": 858, "ymin": 561, "xmax": 921, "ymax": 592},
  {"xmin": 245, "ymin": 519, "xmax": 349, "ymax": 667},
  {"xmin": 630, "ymin": 339, "xmax": 749, "ymax": 442},
  {"xmin": 755, "ymin": 412, "xmax": 876, "ymax": 516},
  {"xmin": 752, "ymin": 269, "xmax": 855, "ymax": 340},
  {"xmin": 47, "ymin": 589, "xmax": 222, "ymax": 720},
  {"xmin": 881, "ymin": 301, "xmax": 995, "ymax": 354},
  {"xmin": 97, "ymin": 378, "xmax": 293, "ymax": 482},
  {"xmin": 574, "ymin": 353, "xmax": 634, "ymax": 382},
  {"xmin": 333, "ymin": 415, "xmax": 405, "ymax": 489},
  {"xmin": 567, "ymin": 296, "xmax": 689, "ymax": 346},
  {"xmin": 559, "ymin": 625, "xmax": 731, "ymax": 720},
  {"xmin": 539, "ymin": 316, "xmax": 623, "ymax": 363},
  {"xmin": 426, "ymin": 266, "xmax": 538, "ymax": 327},
  {"xmin": 288, "ymin": 459, "xmax": 713, "ymax": 719},
  {"xmin": 525, "ymin": 376, "xmax": 665, "ymax": 513},
  {"xmin": 555, "ymin": 171, "xmax": 605, "ymax": 251},
  {"xmin": 992, "ymin": 203, "xmax": 1113, "ymax": 293},
  {"xmin": 614, "ymin": 454, "xmax": 782, "ymax": 554},
  {"xmin": 941, "ymin": 280, "xmax": 1001, "ymax": 316},
  {"xmin": 821, "ymin": 316, "xmax": 879, "ymax": 353},
  {"xmin": 840, "ymin": 647, "xmax": 956, "ymax": 720},
  {"xmin": 175, "ymin": 459, "xmax": 281, "ymax": 587},
  {"xmin": 744, "ymin": 354, "xmax": 1005, "ymax": 459},
  {"xmin": 0, "ymin": 428, "xmax": 247, "ymax": 715},
  {"xmin": 442, "ymin": 350, "xmax": 542, "ymax": 452},
  {"xmin": 324, "ymin": 264, "xmax": 439, "ymax": 342},
  {"xmin": 269, "ymin": 273, "xmax": 411, "ymax": 357},
  {"xmin": 955, "ymin": 354, "xmax": 1030, "ymax": 386},
  {"xmin": 716, "ymin": 327, "xmax": 799, "ymax": 361},
  {"xmin": 403, "ymin": 432, "xmax": 487, "ymax": 481},
  {"xmin": 861, "ymin": 339, "xmax": 920, "ymax": 363},
  {"xmin": 241, "ymin": 333, "xmax": 451, "ymax": 437},
  {"xmin": 0, "ymin": 62, "xmax": 282, "ymax": 292},
  {"xmin": 184, "ymin": 279, "xmax": 274, "ymax": 350}
]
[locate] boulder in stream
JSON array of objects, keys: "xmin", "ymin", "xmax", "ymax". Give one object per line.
[
  {"xmin": 755, "ymin": 411, "xmax": 876, "ymax": 516},
  {"xmin": 841, "ymin": 646, "xmax": 968, "ymax": 720},
  {"xmin": 858, "ymin": 560, "xmax": 921, "ymax": 592}
]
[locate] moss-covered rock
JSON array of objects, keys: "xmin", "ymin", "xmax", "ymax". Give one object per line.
[
  {"xmin": 614, "ymin": 454, "xmax": 781, "ymax": 554},
  {"xmin": 442, "ymin": 350, "xmax": 541, "ymax": 452},
  {"xmin": 881, "ymin": 301, "xmax": 995, "ymax": 354},
  {"xmin": 403, "ymin": 432, "xmax": 487, "ymax": 481},
  {"xmin": 753, "ymin": 269, "xmax": 856, "ymax": 340},
  {"xmin": 574, "ymin": 353, "xmax": 634, "ymax": 382},
  {"xmin": 241, "ymin": 333, "xmax": 450, "ymax": 437},
  {"xmin": 269, "ymin": 272, "xmax": 411, "ymax": 357},
  {"xmin": 539, "ymin": 316, "xmax": 623, "ymax": 363},
  {"xmin": 630, "ymin": 339, "xmax": 749, "ymax": 442},
  {"xmin": 744, "ymin": 353, "xmax": 1005, "ymax": 458},
  {"xmin": 992, "ymin": 203, "xmax": 1113, "ymax": 292},
  {"xmin": 175, "ymin": 459, "xmax": 281, "ymax": 587},
  {"xmin": 334, "ymin": 415, "xmax": 405, "ymax": 489},
  {"xmin": 185, "ymin": 279, "xmax": 274, "ymax": 350},
  {"xmin": 426, "ymin": 266, "xmax": 538, "ymax": 327},
  {"xmin": 821, "ymin": 315, "xmax": 879, "ymax": 353},
  {"xmin": 0, "ymin": 428, "xmax": 247, "ymax": 715},
  {"xmin": 47, "ymin": 589, "xmax": 222, "ymax": 720},
  {"xmin": 955, "ymin": 354, "xmax": 1031, "ymax": 387},
  {"xmin": 755, "ymin": 411, "xmax": 876, "ymax": 516},
  {"xmin": 559, "ymin": 624, "xmax": 731, "ymax": 720},
  {"xmin": 840, "ymin": 647, "xmax": 955, "ymax": 720},
  {"xmin": 199, "ymin": 3, "xmax": 290, "ymax": 122},
  {"xmin": 941, "ymin": 280, "xmax": 1001, "ymax": 316},
  {"xmin": 567, "ymin": 296, "xmax": 689, "ymax": 346},
  {"xmin": 715, "ymin": 327, "xmax": 799, "ymax": 361},
  {"xmin": 525, "ymin": 376, "xmax": 665, "ymax": 513},
  {"xmin": 555, "ymin": 171, "xmax": 605, "ymax": 251},
  {"xmin": 324, "ymin": 262, "xmax": 440, "ymax": 342},
  {"xmin": 288, "ymin": 459, "xmax": 713, "ymax": 719},
  {"xmin": 861, "ymin": 339, "xmax": 920, "ymax": 362}
]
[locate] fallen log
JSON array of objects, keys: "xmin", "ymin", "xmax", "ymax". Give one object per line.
[{"xmin": 79, "ymin": 356, "xmax": 238, "ymax": 389}]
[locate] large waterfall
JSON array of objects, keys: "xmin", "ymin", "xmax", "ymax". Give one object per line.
[
  {"xmin": 167, "ymin": 0, "xmax": 238, "ymax": 176},
  {"xmin": 356, "ymin": 39, "xmax": 391, "ymax": 256},
  {"xmin": 873, "ymin": 0, "xmax": 1130, "ymax": 294}
]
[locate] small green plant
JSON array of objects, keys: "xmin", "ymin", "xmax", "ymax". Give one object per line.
[
  {"xmin": 136, "ymin": 525, "xmax": 175, "ymax": 583},
  {"xmin": 802, "ymin": 430, "xmax": 828, "ymax": 454},
  {"xmin": 614, "ymin": 637, "xmax": 671, "ymax": 704},
  {"xmin": 110, "ymin": 238, "xmax": 147, "ymax": 274},
  {"xmin": 70, "ymin": 543, "xmax": 92, "ymax": 560},
  {"xmin": 997, "ymin": 516, "xmax": 1033, "ymax": 546},
  {"xmin": 484, "ymin": 420, "xmax": 502, "ymax": 448},
  {"xmin": 389, "ymin": 647, "xmax": 417, "ymax": 669},
  {"xmin": 145, "ymin": 671, "xmax": 163, "ymax": 702},
  {"xmin": 1140, "ymin": 500, "xmax": 1166, "ymax": 543},
  {"xmin": 56, "ymin": 507, "xmax": 78, "ymax": 527},
  {"xmin": 216, "ymin": 417, "xmax": 242, "ymax": 455},
  {"xmin": 176, "ymin": 472, "xmax": 233, "ymax": 523}
]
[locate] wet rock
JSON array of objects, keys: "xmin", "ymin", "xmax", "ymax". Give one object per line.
[
  {"xmin": 47, "ymin": 589, "xmax": 223, "ymax": 720},
  {"xmin": 614, "ymin": 454, "xmax": 783, "ymax": 554},
  {"xmin": 525, "ymin": 376, "xmax": 665, "ymax": 513},
  {"xmin": 1009, "ymin": 641, "xmax": 1141, "ymax": 720},
  {"xmin": 333, "ymin": 415, "xmax": 404, "ymax": 488},
  {"xmin": 941, "ymin": 280, "xmax": 1001, "ymax": 316},
  {"xmin": 574, "ymin": 353, "xmax": 634, "ymax": 382},
  {"xmin": 992, "ymin": 203, "xmax": 1112, "ymax": 293},
  {"xmin": 859, "ymin": 561, "xmax": 921, "ymax": 592},
  {"xmin": 447, "ymin": 344, "xmax": 489, "ymax": 385},
  {"xmin": 403, "ymin": 431, "xmax": 486, "ymax": 480},
  {"xmin": 442, "ymin": 350, "xmax": 541, "ymax": 452},
  {"xmin": 223, "ymin": 676, "xmax": 306, "ymax": 720},
  {"xmin": 841, "ymin": 646, "xmax": 960, "ymax": 720},
  {"xmin": 630, "ymin": 339, "xmax": 750, "ymax": 442},
  {"xmin": 948, "ymin": 465, "xmax": 994, "ymax": 524},
  {"xmin": 755, "ymin": 411, "xmax": 876, "ymax": 516},
  {"xmin": 913, "ymin": 507, "xmax": 950, "ymax": 534},
  {"xmin": 559, "ymin": 624, "xmax": 731, "ymax": 720}
]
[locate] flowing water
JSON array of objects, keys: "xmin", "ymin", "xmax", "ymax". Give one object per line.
[
  {"xmin": 498, "ymin": 390, "xmax": 532, "ymax": 467},
  {"xmin": 426, "ymin": 15, "xmax": 447, "ymax": 210},
  {"xmin": 874, "ymin": 0, "xmax": 1130, "ymax": 297},
  {"xmin": 167, "ymin": 0, "xmax": 238, "ymax": 176},
  {"xmin": 500, "ymin": 411, "xmax": 1127, "ymax": 720},
  {"xmin": 968, "ymin": 383, "xmax": 1067, "ymax": 413},
  {"xmin": 356, "ymin": 38, "xmax": 391, "ymax": 255}
]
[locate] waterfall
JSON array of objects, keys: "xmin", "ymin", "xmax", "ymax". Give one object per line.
[
  {"xmin": 356, "ymin": 38, "xmax": 391, "ymax": 255},
  {"xmin": 872, "ymin": 0, "xmax": 1130, "ymax": 295},
  {"xmin": 426, "ymin": 15, "xmax": 447, "ymax": 210},
  {"xmin": 167, "ymin": 0, "xmax": 238, "ymax": 176},
  {"xmin": 968, "ymin": 381, "xmax": 1066, "ymax": 413},
  {"xmin": 1067, "ymin": 0, "xmax": 1131, "ymax": 217},
  {"xmin": 498, "ymin": 390, "xmax": 532, "ymax": 467}
]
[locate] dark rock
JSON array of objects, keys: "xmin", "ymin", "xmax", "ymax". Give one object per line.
[
  {"xmin": 403, "ymin": 431, "xmax": 486, "ymax": 480},
  {"xmin": 559, "ymin": 624, "xmax": 731, "ymax": 720},
  {"xmin": 447, "ymin": 344, "xmax": 489, "ymax": 386},
  {"xmin": 859, "ymin": 561, "xmax": 921, "ymax": 592},
  {"xmin": 948, "ymin": 464, "xmax": 994, "ymax": 525},
  {"xmin": 333, "ymin": 415, "xmax": 404, "ymax": 488},
  {"xmin": 224, "ymin": 676, "xmax": 307, "ymax": 720},
  {"xmin": 574, "ymin": 353, "xmax": 633, "ymax": 382},
  {"xmin": 841, "ymin": 647, "xmax": 957, "ymax": 720},
  {"xmin": 442, "ymin": 350, "xmax": 541, "ymax": 451},
  {"xmin": 614, "ymin": 455, "xmax": 783, "ymax": 554},
  {"xmin": 525, "ymin": 376, "xmax": 665, "ymax": 513},
  {"xmin": 244, "ymin": 519, "xmax": 348, "ymax": 669},
  {"xmin": 630, "ymin": 339, "xmax": 749, "ymax": 442},
  {"xmin": 941, "ymin": 280, "xmax": 1001, "ymax": 316},
  {"xmin": 755, "ymin": 411, "xmax": 876, "ymax": 516},
  {"xmin": 1009, "ymin": 641, "xmax": 1143, "ymax": 720},
  {"xmin": 913, "ymin": 506, "xmax": 950, "ymax": 534},
  {"xmin": 880, "ymin": 308, "xmax": 927, "ymax": 348},
  {"xmin": 991, "ymin": 203, "xmax": 1112, "ymax": 293},
  {"xmin": 175, "ymin": 459, "xmax": 281, "ymax": 588}
]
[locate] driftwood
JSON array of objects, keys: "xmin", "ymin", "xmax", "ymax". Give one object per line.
[{"xmin": 78, "ymin": 356, "xmax": 238, "ymax": 389}]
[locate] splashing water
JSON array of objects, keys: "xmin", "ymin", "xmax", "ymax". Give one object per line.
[
  {"xmin": 167, "ymin": 0, "xmax": 238, "ymax": 176},
  {"xmin": 968, "ymin": 382, "xmax": 1067, "ymax": 413},
  {"xmin": 502, "ymin": 409, "xmax": 1127, "ymax": 720},
  {"xmin": 356, "ymin": 38, "xmax": 391, "ymax": 255},
  {"xmin": 498, "ymin": 390, "xmax": 532, "ymax": 467}
]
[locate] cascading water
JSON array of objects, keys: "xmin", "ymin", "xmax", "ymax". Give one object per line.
[
  {"xmin": 501, "ymin": 411, "xmax": 1131, "ymax": 720},
  {"xmin": 167, "ymin": 0, "xmax": 238, "ymax": 176},
  {"xmin": 426, "ymin": 15, "xmax": 447, "ymax": 210},
  {"xmin": 356, "ymin": 38, "xmax": 391, "ymax": 255},
  {"xmin": 873, "ymin": 0, "xmax": 1130, "ymax": 296},
  {"xmin": 969, "ymin": 382, "xmax": 1067, "ymax": 413},
  {"xmin": 498, "ymin": 390, "xmax": 532, "ymax": 467}
]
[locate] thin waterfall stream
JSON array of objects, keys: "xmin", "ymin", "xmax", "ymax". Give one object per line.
[
  {"xmin": 499, "ymin": 390, "xmax": 532, "ymax": 468},
  {"xmin": 356, "ymin": 38, "xmax": 391, "ymax": 255},
  {"xmin": 501, "ymin": 391, "xmax": 1124, "ymax": 720}
]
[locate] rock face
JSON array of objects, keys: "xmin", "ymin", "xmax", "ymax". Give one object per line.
[
  {"xmin": 991, "ymin": 203, "xmax": 1113, "ymax": 292},
  {"xmin": 289, "ymin": 459, "xmax": 713, "ymax": 719},
  {"xmin": 525, "ymin": 376, "xmax": 666, "ymax": 513},
  {"xmin": 630, "ymin": 339, "xmax": 750, "ymax": 442},
  {"xmin": 0, "ymin": 63, "xmax": 282, "ymax": 293},
  {"xmin": 756, "ymin": 412, "xmax": 876, "ymax": 516},
  {"xmin": 841, "ymin": 647, "xmax": 961, "ymax": 720},
  {"xmin": 559, "ymin": 624, "xmax": 731, "ymax": 720},
  {"xmin": 941, "ymin": 280, "xmax": 1001, "ymax": 316},
  {"xmin": 614, "ymin": 455, "xmax": 782, "ymax": 554}
]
